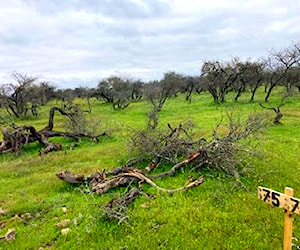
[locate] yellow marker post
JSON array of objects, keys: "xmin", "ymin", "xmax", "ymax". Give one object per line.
[
  {"xmin": 284, "ymin": 187, "xmax": 293, "ymax": 250},
  {"xmin": 258, "ymin": 186, "xmax": 299, "ymax": 250}
]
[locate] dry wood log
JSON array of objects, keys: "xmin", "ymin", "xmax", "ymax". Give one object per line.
[
  {"xmin": 105, "ymin": 188, "xmax": 141, "ymax": 209},
  {"xmin": 92, "ymin": 175, "xmax": 136, "ymax": 194},
  {"xmin": 148, "ymin": 151, "xmax": 205, "ymax": 179},
  {"xmin": 145, "ymin": 155, "xmax": 162, "ymax": 172},
  {"xmin": 120, "ymin": 171, "xmax": 204, "ymax": 194},
  {"xmin": 44, "ymin": 131, "xmax": 108, "ymax": 142},
  {"xmin": 56, "ymin": 170, "xmax": 86, "ymax": 184},
  {"xmin": 259, "ymin": 100, "xmax": 285, "ymax": 125},
  {"xmin": 103, "ymin": 188, "xmax": 141, "ymax": 223},
  {"xmin": 57, "ymin": 169, "xmax": 204, "ymax": 194},
  {"xmin": 40, "ymin": 107, "xmax": 72, "ymax": 132}
]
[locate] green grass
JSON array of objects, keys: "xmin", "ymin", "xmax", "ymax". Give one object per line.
[{"xmin": 0, "ymin": 88, "xmax": 300, "ymax": 249}]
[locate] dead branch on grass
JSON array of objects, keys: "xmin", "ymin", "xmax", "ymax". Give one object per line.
[
  {"xmin": 56, "ymin": 112, "xmax": 266, "ymax": 223},
  {"xmin": 0, "ymin": 106, "xmax": 108, "ymax": 155},
  {"xmin": 57, "ymin": 169, "xmax": 204, "ymax": 195},
  {"xmin": 259, "ymin": 98, "xmax": 286, "ymax": 125}
]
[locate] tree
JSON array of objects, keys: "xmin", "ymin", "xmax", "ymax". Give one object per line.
[
  {"xmin": 97, "ymin": 77, "xmax": 116, "ymax": 103},
  {"xmin": 180, "ymin": 76, "xmax": 200, "ymax": 103},
  {"xmin": 38, "ymin": 82, "xmax": 56, "ymax": 105},
  {"xmin": 232, "ymin": 59, "xmax": 247, "ymax": 101},
  {"xmin": 73, "ymin": 87, "xmax": 90, "ymax": 99},
  {"xmin": 56, "ymin": 88, "xmax": 76, "ymax": 106},
  {"xmin": 160, "ymin": 71, "xmax": 184, "ymax": 98},
  {"xmin": 144, "ymin": 81, "xmax": 168, "ymax": 112},
  {"xmin": 97, "ymin": 76, "xmax": 134, "ymax": 109},
  {"xmin": 232, "ymin": 59, "xmax": 265, "ymax": 101},
  {"xmin": 0, "ymin": 72, "xmax": 38, "ymax": 118},
  {"xmin": 194, "ymin": 76, "xmax": 206, "ymax": 94},
  {"xmin": 284, "ymin": 66, "xmax": 300, "ymax": 94},
  {"xmin": 130, "ymin": 80, "xmax": 144, "ymax": 100},
  {"xmin": 25, "ymin": 82, "xmax": 56, "ymax": 116},
  {"xmin": 201, "ymin": 60, "xmax": 240, "ymax": 103},
  {"xmin": 247, "ymin": 60, "xmax": 266, "ymax": 101},
  {"xmin": 264, "ymin": 42, "xmax": 300, "ymax": 102}
]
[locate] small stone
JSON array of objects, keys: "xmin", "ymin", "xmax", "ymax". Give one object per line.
[
  {"xmin": 140, "ymin": 202, "xmax": 149, "ymax": 208},
  {"xmin": 73, "ymin": 218, "xmax": 78, "ymax": 226},
  {"xmin": 5, "ymin": 228, "xmax": 16, "ymax": 241},
  {"xmin": 0, "ymin": 222, "xmax": 5, "ymax": 229},
  {"xmin": 13, "ymin": 215, "xmax": 21, "ymax": 221},
  {"xmin": 56, "ymin": 219, "xmax": 71, "ymax": 228},
  {"xmin": 21, "ymin": 213, "xmax": 32, "ymax": 220},
  {"xmin": 0, "ymin": 208, "xmax": 6, "ymax": 215},
  {"xmin": 61, "ymin": 228, "xmax": 71, "ymax": 235},
  {"xmin": 62, "ymin": 207, "xmax": 68, "ymax": 213}
]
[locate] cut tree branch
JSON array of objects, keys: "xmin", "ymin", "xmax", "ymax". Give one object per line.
[{"xmin": 148, "ymin": 151, "xmax": 205, "ymax": 179}]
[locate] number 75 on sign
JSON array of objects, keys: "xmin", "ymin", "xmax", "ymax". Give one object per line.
[{"xmin": 258, "ymin": 186, "xmax": 300, "ymax": 214}]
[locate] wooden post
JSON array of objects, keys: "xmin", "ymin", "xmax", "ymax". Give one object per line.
[{"xmin": 284, "ymin": 187, "xmax": 293, "ymax": 250}]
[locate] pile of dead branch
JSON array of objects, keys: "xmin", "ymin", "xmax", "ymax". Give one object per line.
[
  {"xmin": 0, "ymin": 106, "xmax": 107, "ymax": 155},
  {"xmin": 130, "ymin": 111, "xmax": 267, "ymax": 177},
  {"xmin": 56, "ymin": 112, "xmax": 267, "ymax": 223}
]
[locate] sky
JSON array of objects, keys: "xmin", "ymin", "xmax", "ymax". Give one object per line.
[{"xmin": 0, "ymin": 0, "xmax": 299, "ymax": 89}]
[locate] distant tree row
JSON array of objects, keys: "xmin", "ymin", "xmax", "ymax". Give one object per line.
[
  {"xmin": 0, "ymin": 42, "xmax": 299, "ymax": 118},
  {"xmin": 96, "ymin": 42, "xmax": 300, "ymax": 110},
  {"xmin": 201, "ymin": 42, "xmax": 300, "ymax": 103}
]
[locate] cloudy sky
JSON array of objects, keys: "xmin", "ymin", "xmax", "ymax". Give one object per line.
[{"xmin": 0, "ymin": 0, "xmax": 299, "ymax": 88}]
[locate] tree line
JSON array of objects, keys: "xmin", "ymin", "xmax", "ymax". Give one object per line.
[{"xmin": 1, "ymin": 42, "xmax": 300, "ymax": 118}]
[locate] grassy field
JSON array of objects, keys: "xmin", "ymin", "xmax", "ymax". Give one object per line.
[{"xmin": 0, "ymin": 88, "xmax": 300, "ymax": 249}]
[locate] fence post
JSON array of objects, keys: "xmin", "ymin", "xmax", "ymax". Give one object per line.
[{"xmin": 284, "ymin": 187, "xmax": 293, "ymax": 250}]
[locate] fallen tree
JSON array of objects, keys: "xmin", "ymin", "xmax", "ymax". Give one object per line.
[
  {"xmin": 0, "ymin": 107, "xmax": 107, "ymax": 155},
  {"xmin": 129, "ymin": 112, "xmax": 267, "ymax": 177},
  {"xmin": 56, "ymin": 167, "xmax": 204, "ymax": 223},
  {"xmin": 56, "ymin": 112, "xmax": 267, "ymax": 223},
  {"xmin": 57, "ymin": 169, "xmax": 204, "ymax": 194}
]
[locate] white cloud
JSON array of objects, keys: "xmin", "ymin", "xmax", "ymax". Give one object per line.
[
  {"xmin": 264, "ymin": 18, "xmax": 300, "ymax": 33},
  {"xmin": 0, "ymin": 0, "xmax": 299, "ymax": 88}
]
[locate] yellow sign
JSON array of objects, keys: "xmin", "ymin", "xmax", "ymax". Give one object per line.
[
  {"xmin": 258, "ymin": 186, "xmax": 300, "ymax": 214},
  {"xmin": 258, "ymin": 186, "xmax": 297, "ymax": 250}
]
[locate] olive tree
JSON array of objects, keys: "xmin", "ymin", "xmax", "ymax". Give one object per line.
[
  {"xmin": 144, "ymin": 81, "xmax": 167, "ymax": 112},
  {"xmin": 284, "ymin": 66, "xmax": 300, "ymax": 94},
  {"xmin": 180, "ymin": 76, "xmax": 200, "ymax": 103},
  {"xmin": 264, "ymin": 42, "xmax": 300, "ymax": 102},
  {"xmin": 97, "ymin": 76, "xmax": 142, "ymax": 109},
  {"xmin": 160, "ymin": 71, "xmax": 184, "ymax": 98},
  {"xmin": 233, "ymin": 59, "xmax": 265, "ymax": 101},
  {"xmin": 0, "ymin": 72, "xmax": 44, "ymax": 117},
  {"xmin": 201, "ymin": 60, "xmax": 240, "ymax": 102}
]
